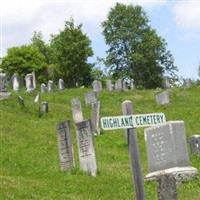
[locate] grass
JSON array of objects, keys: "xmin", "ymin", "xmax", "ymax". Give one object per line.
[{"xmin": 0, "ymin": 86, "xmax": 200, "ymax": 199}]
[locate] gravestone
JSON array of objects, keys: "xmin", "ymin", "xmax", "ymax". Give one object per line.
[
  {"xmin": 92, "ymin": 80, "xmax": 102, "ymax": 93},
  {"xmin": 85, "ymin": 91, "xmax": 97, "ymax": 105},
  {"xmin": 18, "ymin": 96, "xmax": 24, "ymax": 107},
  {"xmin": 155, "ymin": 91, "xmax": 170, "ymax": 105},
  {"xmin": 40, "ymin": 101, "xmax": 48, "ymax": 113},
  {"xmin": 91, "ymin": 101, "xmax": 100, "ymax": 135},
  {"xmin": 41, "ymin": 83, "xmax": 47, "ymax": 93},
  {"xmin": 106, "ymin": 80, "xmax": 113, "ymax": 91},
  {"xmin": 76, "ymin": 120, "xmax": 97, "ymax": 176},
  {"xmin": 71, "ymin": 98, "xmax": 83, "ymax": 123},
  {"xmin": 12, "ymin": 73, "xmax": 20, "ymax": 91},
  {"xmin": 34, "ymin": 93, "xmax": 40, "ymax": 103},
  {"xmin": 0, "ymin": 73, "xmax": 11, "ymax": 100},
  {"xmin": 47, "ymin": 80, "xmax": 53, "ymax": 92},
  {"xmin": 56, "ymin": 121, "xmax": 75, "ymax": 171},
  {"xmin": 25, "ymin": 73, "xmax": 34, "ymax": 92},
  {"xmin": 190, "ymin": 135, "xmax": 200, "ymax": 155},
  {"xmin": 130, "ymin": 79, "xmax": 135, "ymax": 90},
  {"xmin": 32, "ymin": 71, "xmax": 36, "ymax": 89},
  {"xmin": 58, "ymin": 79, "xmax": 65, "ymax": 91},
  {"xmin": 114, "ymin": 79, "xmax": 123, "ymax": 91}
]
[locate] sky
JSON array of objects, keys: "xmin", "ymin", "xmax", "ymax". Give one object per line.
[{"xmin": 1, "ymin": 0, "xmax": 200, "ymax": 79}]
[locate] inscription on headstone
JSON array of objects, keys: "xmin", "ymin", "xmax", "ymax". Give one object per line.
[
  {"xmin": 56, "ymin": 121, "xmax": 74, "ymax": 171},
  {"xmin": 85, "ymin": 91, "xmax": 97, "ymax": 105},
  {"xmin": 91, "ymin": 101, "xmax": 100, "ymax": 135},
  {"xmin": 76, "ymin": 120, "xmax": 97, "ymax": 176},
  {"xmin": 71, "ymin": 98, "xmax": 83, "ymax": 123},
  {"xmin": 155, "ymin": 91, "xmax": 170, "ymax": 105}
]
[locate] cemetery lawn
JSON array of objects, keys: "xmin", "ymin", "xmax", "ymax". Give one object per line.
[{"xmin": 1, "ymin": 86, "xmax": 200, "ymax": 200}]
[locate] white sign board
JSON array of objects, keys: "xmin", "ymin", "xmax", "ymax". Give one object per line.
[{"xmin": 101, "ymin": 113, "xmax": 166, "ymax": 130}]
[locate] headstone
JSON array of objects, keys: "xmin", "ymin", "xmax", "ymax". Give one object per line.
[
  {"xmin": 114, "ymin": 79, "xmax": 123, "ymax": 91},
  {"xmin": 41, "ymin": 83, "xmax": 47, "ymax": 93},
  {"xmin": 130, "ymin": 79, "xmax": 135, "ymax": 90},
  {"xmin": 47, "ymin": 80, "xmax": 53, "ymax": 92},
  {"xmin": 71, "ymin": 98, "xmax": 83, "ymax": 123},
  {"xmin": 106, "ymin": 80, "xmax": 113, "ymax": 91},
  {"xmin": 58, "ymin": 79, "xmax": 65, "ymax": 91},
  {"xmin": 40, "ymin": 101, "xmax": 48, "ymax": 113},
  {"xmin": 76, "ymin": 120, "xmax": 97, "ymax": 176},
  {"xmin": 91, "ymin": 101, "xmax": 100, "ymax": 135},
  {"xmin": 18, "ymin": 96, "xmax": 24, "ymax": 107},
  {"xmin": 92, "ymin": 80, "xmax": 102, "ymax": 93},
  {"xmin": 155, "ymin": 91, "xmax": 170, "ymax": 105},
  {"xmin": 56, "ymin": 121, "xmax": 75, "ymax": 171},
  {"xmin": 145, "ymin": 121, "xmax": 190, "ymax": 173},
  {"xmin": 32, "ymin": 71, "xmax": 36, "ymax": 89},
  {"xmin": 12, "ymin": 73, "xmax": 20, "ymax": 91},
  {"xmin": 190, "ymin": 135, "xmax": 200, "ymax": 155},
  {"xmin": 0, "ymin": 73, "xmax": 11, "ymax": 100},
  {"xmin": 163, "ymin": 77, "xmax": 171, "ymax": 89},
  {"xmin": 34, "ymin": 93, "xmax": 40, "ymax": 103},
  {"xmin": 85, "ymin": 91, "xmax": 97, "ymax": 105},
  {"xmin": 25, "ymin": 73, "xmax": 34, "ymax": 92}
]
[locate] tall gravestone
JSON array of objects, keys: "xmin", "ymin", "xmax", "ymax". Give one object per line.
[
  {"xmin": 25, "ymin": 73, "xmax": 34, "ymax": 92},
  {"xmin": 76, "ymin": 120, "xmax": 97, "ymax": 176},
  {"xmin": 0, "ymin": 73, "xmax": 10, "ymax": 100},
  {"xmin": 155, "ymin": 91, "xmax": 170, "ymax": 105},
  {"xmin": 106, "ymin": 80, "xmax": 113, "ymax": 91},
  {"xmin": 12, "ymin": 73, "xmax": 20, "ymax": 91},
  {"xmin": 114, "ymin": 79, "xmax": 123, "ymax": 91},
  {"xmin": 32, "ymin": 71, "xmax": 36, "ymax": 89},
  {"xmin": 91, "ymin": 101, "xmax": 100, "ymax": 135},
  {"xmin": 56, "ymin": 121, "xmax": 75, "ymax": 171},
  {"xmin": 41, "ymin": 83, "xmax": 47, "ymax": 93},
  {"xmin": 85, "ymin": 91, "xmax": 97, "ymax": 105},
  {"xmin": 190, "ymin": 135, "xmax": 200, "ymax": 155},
  {"xmin": 47, "ymin": 80, "xmax": 53, "ymax": 92},
  {"xmin": 71, "ymin": 98, "xmax": 83, "ymax": 123},
  {"xmin": 58, "ymin": 79, "xmax": 65, "ymax": 91},
  {"xmin": 92, "ymin": 80, "xmax": 102, "ymax": 93}
]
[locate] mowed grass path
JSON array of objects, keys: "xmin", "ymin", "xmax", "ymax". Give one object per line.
[{"xmin": 0, "ymin": 86, "xmax": 200, "ymax": 200}]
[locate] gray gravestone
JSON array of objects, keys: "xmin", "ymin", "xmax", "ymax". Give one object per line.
[
  {"xmin": 41, "ymin": 83, "xmax": 47, "ymax": 93},
  {"xmin": 155, "ymin": 91, "xmax": 170, "ymax": 105},
  {"xmin": 190, "ymin": 135, "xmax": 200, "ymax": 155},
  {"xmin": 114, "ymin": 79, "xmax": 123, "ymax": 91},
  {"xmin": 144, "ymin": 121, "xmax": 190, "ymax": 173},
  {"xmin": 12, "ymin": 73, "xmax": 20, "ymax": 91},
  {"xmin": 92, "ymin": 80, "xmax": 102, "ymax": 93},
  {"xmin": 58, "ymin": 78, "xmax": 65, "ymax": 91},
  {"xmin": 32, "ymin": 71, "xmax": 36, "ymax": 89},
  {"xmin": 40, "ymin": 101, "xmax": 48, "ymax": 113},
  {"xmin": 56, "ymin": 121, "xmax": 75, "ymax": 171},
  {"xmin": 47, "ymin": 80, "xmax": 53, "ymax": 92},
  {"xmin": 71, "ymin": 98, "xmax": 83, "ymax": 123},
  {"xmin": 0, "ymin": 73, "xmax": 11, "ymax": 100},
  {"xmin": 106, "ymin": 80, "xmax": 113, "ymax": 91},
  {"xmin": 91, "ymin": 101, "xmax": 100, "ymax": 135},
  {"xmin": 85, "ymin": 91, "xmax": 97, "ymax": 105},
  {"xmin": 76, "ymin": 120, "xmax": 97, "ymax": 176},
  {"xmin": 25, "ymin": 73, "xmax": 34, "ymax": 92}
]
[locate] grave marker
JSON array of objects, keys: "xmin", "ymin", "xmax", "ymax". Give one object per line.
[
  {"xmin": 0, "ymin": 73, "xmax": 11, "ymax": 100},
  {"xmin": 25, "ymin": 73, "xmax": 34, "ymax": 92},
  {"xmin": 114, "ymin": 79, "xmax": 123, "ymax": 91},
  {"xmin": 190, "ymin": 135, "xmax": 200, "ymax": 155},
  {"xmin": 47, "ymin": 80, "xmax": 53, "ymax": 92},
  {"xmin": 85, "ymin": 91, "xmax": 97, "ymax": 105},
  {"xmin": 41, "ymin": 83, "xmax": 47, "ymax": 93},
  {"xmin": 58, "ymin": 79, "xmax": 65, "ymax": 91},
  {"xmin": 155, "ymin": 91, "xmax": 170, "ymax": 105},
  {"xmin": 106, "ymin": 80, "xmax": 113, "ymax": 91},
  {"xmin": 71, "ymin": 98, "xmax": 83, "ymax": 123},
  {"xmin": 40, "ymin": 101, "xmax": 48, "ymax": 113},
  {"xmin": 92, "ymin": 80, "xmax": 102, "ymax": 93},
  {"xmin": 12, "ymin": 73, "xmax": 20, "ymax": 91},
  {"xmin": 91, "ymin": 101, "xmax": 100, "ymax": 135}
]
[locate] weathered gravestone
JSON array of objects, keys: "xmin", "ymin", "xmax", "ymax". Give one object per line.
[
  {"xmin": 58, "ymin": 78, "xmax": 65, "ymax": 91},
  {"xmin": 47, "ymin": 80, "xmax": 53, "ymax": 92},
  {"xmin": 76, "ymin": 120, "xmax": 97, "ymax": 176},
  {"xmin": 40, "ymin": 101, "xmax": 48, "ymax": 113},
  {"xmin": 41, "ymin": 83, "xmax": 47, "ymax": 93},
  {"xmin": 91, "ymin": 101, "xmax": 100, "ymax": 135},
  {"xmin": 106, "ymin": 80, "xmax": 113, "ymax": 91},
  {"xmin": 71, "ymin": 98, "xmax": 83, "ymax": 123},
  {"xmin": 92, "ymin": 80, "xmax": 102, "ymax": 93},
  {"xmin": 190, "ymin": 135, "xmax": 200, "ymax": 155},
  {"xmin": 155, "ymin": 91, "xmax": 170, "ymax": 105},
  {"xmin": 25, "ymin": 73, "xmax": 34, "ymax": 92},
  {"xmin": 56, "ymin": 121, "xmax": 75, "ymax": 171},
  {"xmin": 85, "ymin": 91, "xmax": 97, "ymax": 105},
  {"xmin": 0, "ymin": 73, "xmax": 11, "ymax": 100},
  {"xmin": 145, "ymin": 121, "xmax": 197, "ymax": 184},
  {"xmin": 12, "ymin": 73, "xmax": 20, "ymax": 91},
  {"xmin": 114, "ymin": 79, "xmax": 123, "ymax": 91}
]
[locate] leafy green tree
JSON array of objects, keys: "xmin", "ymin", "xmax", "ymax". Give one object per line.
[
  {"xmin": 102, "ymin": 3, "xmax": 178, "ymax": 88},
  {"xmin": 1, "ymin": 45, "xmax": 47, "ymax": 82},
  {"xmin": 50, "ymin": 19, "xmax": 93, "ymax": 87}
]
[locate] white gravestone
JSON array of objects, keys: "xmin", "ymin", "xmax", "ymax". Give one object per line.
[
  {"xmin": 71, "ymin": 98, "xmax": 83, "ymax": 123},
  {"xmin": 41, "ymin": 83, "xmax": 47, "ymax": 93},
  {"xmin": 85, "ymin": 91, "xmax": 97, "ymax": 105},
  {"xmin": 25, "ymin": 73, "xmax": 34, "ymax": 92},
  {"xmin": 91, "ymin": 101, "xmax": 100, "ymax": 135},
  {"xmin": 106, "ymin": 80, "xmax": 113, "ymax": 91},
  {"xmin": 32, "ymin": 71, "xmax": 36, "ymax": 89},
  {"xmin": 56, "ymin": 121, "xmax": 75, "ymax": 171},
  {"xmin": 145, "ymin": 121, "xmax": 197, "ymax": 183},
  {"xmin": 92, "ymin": 80, "xmax": 102, "ymax": 93},
  {"xmin": 40, "ymin": 101, "xmax": 48, "ymax": 113},
  {"xmin": 58, "ymin": 79, "xmax": 65, "ymax": 91},
  {"xmin": 12, "ymin": 73, "xmax": 20, "ymax": 91},
  {"xmin": 76, "ymin": 120, "xmax": 97, "ymax": 176},
  {"xmin": 47, "ymin": 80, "xmax": 53, "ymax": 92},
  {"xmin": 155, "ymin": 91, "xmax": 170, "ymax": 105}
]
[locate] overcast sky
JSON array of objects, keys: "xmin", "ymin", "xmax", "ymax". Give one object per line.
[{"xmin": 1, "ymin": 0, "xmax": 200, "ymax": 79}]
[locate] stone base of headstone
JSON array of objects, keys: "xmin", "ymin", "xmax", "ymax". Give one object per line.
[
  {"xmin": 190, "ymin": 135, "xmax": 200, "ymax": 155},
  {"xmin": 0, "ymin": 92, "xmax": 11, "ymax": 100}
]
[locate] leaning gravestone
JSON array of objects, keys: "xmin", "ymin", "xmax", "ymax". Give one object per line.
[
  {"xmin": 106, "ymin": 80, "xmax": 113, "ymax": 91},
  {"xmin": 12, "ymin": 73, "xmax": 20, "ymax": 92},
  {"xmin": 71, "ymin": 98, "xmax": 83, "ymax": 123},
  {"xmin": 85, "ymin": 91, "xmax": 97, "ymax": 105},
  {"xmin": 25, "ymin": 73, "xmax": 34, "ymax": 92},
  {"xmin": 114, "ymin": 79, "xmax": 123, "ymax": 91},
  {"xmin": 75, "ymin": 120, "xmax": 97, "ymax": 176},
  {"xmin": 91, "ymin": 101, "xmax": 100, "ymax": 135},
  {"xmin": 0, "ymin": 73, "xmax": 11, "ymax": 100},
  {"xmin": 190, "ymin": 135, "xmax": 200, "ymax": 155},
  {"xmin": 58, "ymin": 78, "xmax": 65, "ymax": 91},
  {"xmin": 56, "ymin": 121, "xmax": 75, "ymax": 171},
  {"xmin": 41, "ymin": 83, "xmax": 47, "ymax": 93},
  {"xmin": 92, "ymin": 80, "xmax": 102, "ymax": 93},
  {"xmin": 47, "ymin": 80, "xmax": 53, "ymax": 92},
  {"xmin": 155, "ymin": 91, "xmax": 170, "ymax": 105}
]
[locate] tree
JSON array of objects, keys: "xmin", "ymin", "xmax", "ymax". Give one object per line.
[
  {"xmin": 1, "ymin": 45, "xmax": 47, "ymax": 82},
  {"xmin": 102, "ymin": 3, "xmax": 178, "ymax": 88},
  {"xmin": 50, "ymin": 18, "xmax": 93, "ymax": 87}
]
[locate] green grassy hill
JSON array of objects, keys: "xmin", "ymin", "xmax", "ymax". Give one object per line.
[{"xmin": 1, "ymin": 87, "xmax": 200, "ymax": 200}]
